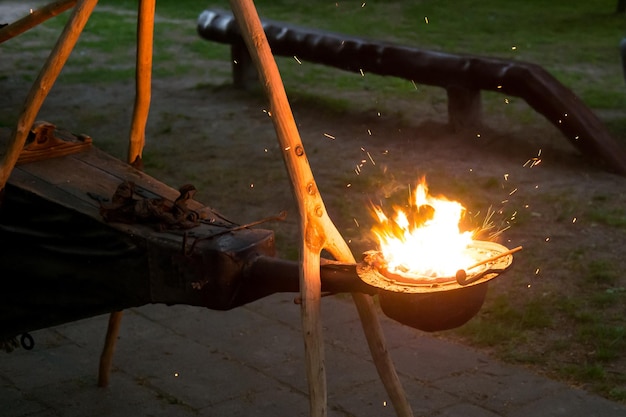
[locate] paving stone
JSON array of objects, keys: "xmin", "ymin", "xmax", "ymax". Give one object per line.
[
  {"xmin": 389, "ymin": 336, "xmax": 492, "ymax": 382},
  {"xmin": 431, "ymin": 366, "xmax": 566, "ymax": 415},
  {"xmin": 0, "ymin": 343, "xmax": 95, "ymax": 389},
  {"xmin": 436, "ymin": 401, "xmax": 502, "ymax": 417},
  {"xmin": 507, "ymin": 387, "xmax": 626, "ymax": 417},
  {"xmin": 3, "ymin": 300, "xmax": 626, "ymax": 417},
  {"xmin": 330, "ymin": 377, "xmax": 459, "ymax": 417},
  {"xmin": 198, "ymin": 384, "xmax": 310, "ymax": 417},
  {"xmin": 26, "ymin": 372, "xmax": 188, "ymax": 417},
  {"xmin": 0, "ymin": 379, "xmax": 50, "ymax": 417}
]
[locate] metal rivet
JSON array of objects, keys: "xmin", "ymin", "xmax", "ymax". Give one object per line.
[
  {"xmin": 295, "ymin": 145, "xmax": 304, "ymax": 156},
  {"xmin": 314, "ymin": 206, "xmax": 323, "ymax": 217},
  {"xmin": 306, "ymin": 183, "xmax": 316, "ymax": 195}
]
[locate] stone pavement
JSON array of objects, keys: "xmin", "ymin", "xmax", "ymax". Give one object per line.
[{"xmin": 1, "ymin": 293, "xmax": 625, "ymax": 417}]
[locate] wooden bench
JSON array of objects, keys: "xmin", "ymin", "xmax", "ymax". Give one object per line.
[{"xmin": 197, "ymin": 9, "xmax": 626, "ymax": 175}]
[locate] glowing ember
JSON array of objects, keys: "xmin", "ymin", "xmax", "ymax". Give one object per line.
[{"xmin": 370, "ymin": 177, "xmax": 476, "ymax": 279}]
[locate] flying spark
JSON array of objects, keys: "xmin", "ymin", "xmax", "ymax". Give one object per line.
[
  {"xmin": 293, "ymin": 56, "xmax": 302, "ymax": 64},
  {"xmin": 367, "ymin": 129, "xmax": 372, "ymax": 135},
  {"xmin": 511, "ymin": 46, "xmax": 517, "ymax": 50},
  {"xmin": 572, "ymin": 217, "xmax": 577, "ymax": 223},
  {"xmin": 323, "ymin": 133, "xmax": 336, "ymax": 140},
  {"xmin": 509, "ymin": 188, "xmax": 518, "ymax": 196},
  {"xmin": 424, "ymin": 16, "xmax": 429, "ymax": 24},
  {"xmin": 504, "ymin": 173, "xmax": 509, "ymax": 181},
  {"xmin": 366, "ymin": 151, "xmax": 376, "ymax": 165},
  {"xmin": 524, "ymin": 149, "xmax": 543, "ymax": 168},
  {"xmin": 504, "ymin": 98, "xmax": 510, "ymax": 104},
  {"xmin": 353, "ymin": 218, "xmax": 360, "ymax": 227},
  {"xmin": 411, "ymin": 80, "xmax": 418, "ymax": 90},
  {"xmin": 359, "ymin": 68, "xmax": 365, "ymax": 76}
]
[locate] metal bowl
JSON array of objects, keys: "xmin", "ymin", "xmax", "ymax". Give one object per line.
[
  {"xmin": 356, "ymin": 241, "xmax": 515, "ymax": 332},
  {"xmin": 377, "ymin": 284, "xmax": 488, "ymax": 331}
]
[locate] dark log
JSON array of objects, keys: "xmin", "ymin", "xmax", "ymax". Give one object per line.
[{"xmin": 197, "ymin": 9, "xmax": 626, "ymax": 175}]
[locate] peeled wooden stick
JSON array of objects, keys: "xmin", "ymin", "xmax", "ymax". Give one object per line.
[
  {"xmin": 0, "ymin": 0, "xmax": 77, "ymax": 44},
  {"xmin": 0, "ymin": 0, "xmax": 99, "ymax": 190},
  {"xmin": 99, "ymin": 0, "xmax": 156, "ymax": 387},
  {"xmin": 127, "ymin": 0, "xmax": 155, "ymax": 166},
  {"xmin": 228, "ymin": 1, "xmax": 413, "ymax": 416},
  {"xmin": 98, "ymin": 310, "xmax": 123, "ymax": 387}
]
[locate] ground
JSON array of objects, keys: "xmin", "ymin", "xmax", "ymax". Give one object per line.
[{"xmin": 1, "ymin": 1, "xmax": 625, "ymax": 402}]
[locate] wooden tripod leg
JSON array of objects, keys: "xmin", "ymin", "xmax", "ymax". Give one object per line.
[
  {"xmin": 352, "ymin": 293, "xmax": 413, "ymax": 417},
  {"xmin": 128, "ymin": 0, "xmax": 155, "ymax": 166},
  {"xmin": 300, "ymin": 243, "xmax": 327, "ymax": 416},
  {"xmin": 0, "ymin": 0, "xmax": 99, "ymax": 190},
  {"xmin": 98, "ymin": 0, "xmax": 155, "ymax": 387},
  {"xmin": 228, "ymin": 1, "xmax": 413, "ymax": 416},
  {"xmin": 98, "ymin": 311, "xmax": 123, "ymax": 387},
  {"xmin": 0, "ymin": 0, "xmax": 77, "ymax": 44}
]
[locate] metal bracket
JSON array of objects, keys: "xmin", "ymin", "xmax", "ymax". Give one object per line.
[{"xmin": 17, "ymin": 121, "xmax": 92, "ymax": 165}]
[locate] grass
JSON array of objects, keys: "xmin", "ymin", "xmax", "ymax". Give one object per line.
[{"xmin": 36, "ymin": 0, "xmax": 624, "ymax": 126}]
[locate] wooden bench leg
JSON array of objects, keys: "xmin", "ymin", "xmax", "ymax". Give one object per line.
[
  {"xmin": 446, "ymin": 85, "xmax": 482, "ymax": 132},
  {"xmin": 231, "ymin": 41, "xmax": 259, "ymax": 89}
]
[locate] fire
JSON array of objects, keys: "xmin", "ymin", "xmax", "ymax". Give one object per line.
[{"xmin": 371, "ymin": 178, "xmax": 476, "ymax": 279}]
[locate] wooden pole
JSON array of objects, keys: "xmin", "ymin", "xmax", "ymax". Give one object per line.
[
  {"xmin": 228, "ymin": 1, "xmax": 413, "ymax": 416},
  {"xmin": 98, "ymin": 310, "xmax": 123, "ymax": 387},
  {"xmin": 0, "ymin": 0, "xmax": 77, "ymax": 44},
  {"xmin": 127, "ymin": 0, "xmax": 155, "ymax": 167},
  {"xmin": 0, "ymin": 0, "xmax": 99, "ymax": 191},
  {"xmin": 99, "ymin": 0, "xmax": 156, "ymax": 387}
]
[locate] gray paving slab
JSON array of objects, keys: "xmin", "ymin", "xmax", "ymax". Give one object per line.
[{"xmin": 2, "ymin": 293, "xmax": 626, "ymax": 417}]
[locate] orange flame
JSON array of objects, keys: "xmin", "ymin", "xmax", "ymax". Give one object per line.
[{"xmin": 371, "ymin": 177, "xmax": 476, "ymax": 278}]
